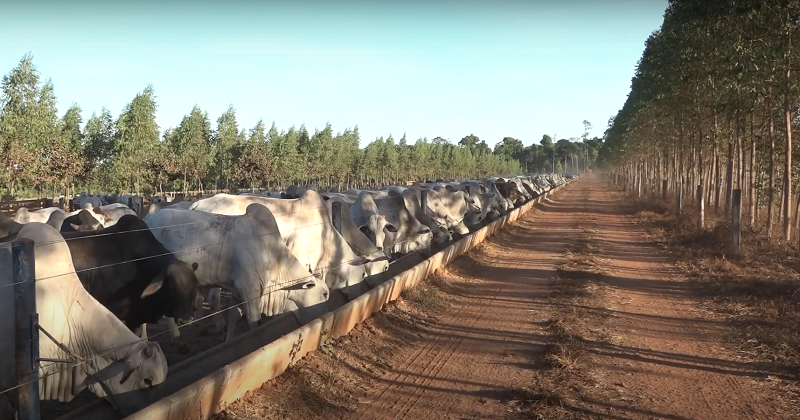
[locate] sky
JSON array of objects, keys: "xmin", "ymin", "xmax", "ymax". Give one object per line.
[{"xmin": 0, "ymin": 0, "xmax": 666, "ymax": 148}]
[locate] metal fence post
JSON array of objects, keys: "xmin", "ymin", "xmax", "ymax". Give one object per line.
[
  {"xmin": 731, "ymin": 189, "xmax": 741, "ymax": 255},
  {"xmin": 13, "ymin": 238, "xmax": 39, "ymax": 420},
  {"xmin": 331, "ymin": 201, "xmax": 342, "ymax": 234}
]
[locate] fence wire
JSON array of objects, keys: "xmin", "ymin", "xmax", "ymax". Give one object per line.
[{"xmin": 0, "ymin": 180, "xmax": 564, "ymax": 399}]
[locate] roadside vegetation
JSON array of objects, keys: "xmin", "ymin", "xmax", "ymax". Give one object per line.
[{"xmin": 630, "ymin": 193, "xmax": 800, "ymax": 376}]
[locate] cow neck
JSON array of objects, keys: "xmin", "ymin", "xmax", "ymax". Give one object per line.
[{"xmin": 65, "ymin": 282, "xmax": 141, "ymax": 369}]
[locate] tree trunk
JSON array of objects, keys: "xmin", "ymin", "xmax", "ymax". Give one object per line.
[
  {"xmin": 768, "ymin": 108, "xmax": 776, "ymax": 236},
  {"xmin": 784, "ymin": 32, "xmax": 793, "ymax": 241},
  {"xmin": 713, "ymin": 110, "xmax": 721, "ymax": 212},
  {"xmin": 749, "ymin": 112, "xmax": 757, "ymax": 227},
  {"xmin": 725, "ymin": 126, "xmax": 734, "ymax": 212}
]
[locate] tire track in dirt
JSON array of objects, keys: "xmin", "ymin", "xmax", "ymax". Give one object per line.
[
  {"xmin": 341, "ymin": 184, "xmax": 585, "ymax": 420},
  {"xmin": 578, "ymin": 177, "xmax": 795, "ymax": 420}
]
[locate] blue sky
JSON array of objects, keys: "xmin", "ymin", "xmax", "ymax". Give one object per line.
[{"xmin": 0, "ymin": 0, "xmax": 666, "ymax": 147}]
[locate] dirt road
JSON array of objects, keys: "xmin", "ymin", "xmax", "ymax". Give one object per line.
[{"xmin": 218, "ymin": 177, "xmax": 795, "ymax": 420}]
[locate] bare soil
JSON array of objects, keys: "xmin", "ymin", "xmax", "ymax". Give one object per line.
[{"xmin": 214, "ymin": 177, "xmax": 798, "ymax": 420}]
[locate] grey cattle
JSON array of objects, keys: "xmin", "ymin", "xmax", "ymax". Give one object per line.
[
  {"xmin": 0, "ymin": 223, "xmax": 167, "ymax": 417},
  {"xmin": 350, "ymin": 191, "xmax": 398, "ymax": 255},
  {"xmin": 145, "ymin": 204, "xmax": 330, "ymax": 341},
  {"xmin": 188, "ymin": 191, "xmax": 375, "ymax": 291},
  {"xmin": 14, "ymin": 206, "xmax": 63, "ymax": 224}
]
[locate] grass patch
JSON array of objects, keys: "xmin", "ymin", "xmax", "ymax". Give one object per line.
[
  {"xmin": 401, "ymin": 278, "xmax": 447, "ymax": 312},
  {"xmin": 515, "ymin": 214, "xmax": 609, "ymax": 420},
  {"xmin": 628, "ymin": 194, "xmax": 800, "ymax": 374}
]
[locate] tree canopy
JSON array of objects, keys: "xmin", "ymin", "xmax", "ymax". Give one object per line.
[
  {"xmin": 0, "ymin": 55, "xmax": 549, "ymax": 199},
  {"xmin": 598, "ymin": 0, "xmax": 800, "ymax": 241}
]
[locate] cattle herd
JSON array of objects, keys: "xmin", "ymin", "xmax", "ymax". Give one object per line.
[{"xmin": 0, "ymin": 173, "xmax": 574, "ymax": 418}]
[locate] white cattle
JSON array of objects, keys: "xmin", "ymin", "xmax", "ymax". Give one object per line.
[
  {"xmin": 144, "ymin": 204, "xmax": 330, "ymax": 341},
  {"xmin": 92, "ymin": 203, "xmax": 137, "ymax": 228},
  {"xmin": 488, "ymin": 181, "xmax": 513, "ymax": 214},
  {"xmin": 462, "ymin": 183, "xmax": 501, "ymax": 229},
  {"xmin": 74, "ymin": 195, "xmax": 103, "ymax": 210},
  {"xmin": 386, "ymin": 187, "xmax": 452, "ymax": 246},
  {"xmin": 324, "ymin": 198, "xmax": 390, "ymax": 276},
  {"xmin": 350, "ymin": 192, "xmax": 398, "ymax": 255},
  {"xmin": 416, "ymin": 187, "xmax": 472, "ymax": 236},
  {"xmin": 46, "ymin": 209, "xmax": 105, "ymax": 232},
  {"xmin": 374, "ymin": 193, "xmax": 435, "ymax": 255},
  {"xmin": 188, "ymin": 191, "xmax": 374, "ymax": 291},
  {"xmin": 343, "ymin": 189, "xmax": 387, "ymax": 199},
  {"xmin": 0, "ymin": 223, "xmax": 167, "ymax": 416},
  {"xmin": 118, "ymin": 195, "xmax": 142, "ymax": 215},
  {"xmin": 14, "ymin": 207, "xmax": 63, "ymax": 224}
]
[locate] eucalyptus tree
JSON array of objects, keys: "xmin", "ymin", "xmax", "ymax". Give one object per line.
[
  {"xmin": 171, "ymin": 105, "xmax": 212, "ymax": 192},
  {"xmin": 0, "ymin": 53, "xmax": 49, "ymax": 197},
  {"xmin": 114, "ymin": 85, "xmax": 160, "ymax": 194},
  {"xmin": 269, "ymin": 123, "xmax": 303, "ymax": 188},
  {"xmin": 83, "ymin": 107, "xmax": 116, "ymax": 187},
  {"xmin": 213, "ymin": 104, "xmax": 241, "ymax": 189}
]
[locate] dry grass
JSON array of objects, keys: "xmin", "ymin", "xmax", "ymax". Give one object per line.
[
  {"xmin": 401, "ymin": 275, "xmax": 448, "ymax": 312},
  {"xmin": 513, "ymin": 216, "xmax": 611, "ymax": 420},
  {"xmin": 629, "ymin": 194, "xmax": 800, "ymax": 374}
]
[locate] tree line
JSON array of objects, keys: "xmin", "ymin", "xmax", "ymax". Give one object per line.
[
  {"xmin": 0, "ymin": 54, "xmax": 596, "ymax": 200},
  {"xmin": 599, "ymin": 0, "xmax": 800, "ymax": 241}
]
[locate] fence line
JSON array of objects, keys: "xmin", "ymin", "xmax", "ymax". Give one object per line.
[{"xmin": 1, "ymin": 175, "xmax": 568, "ymax": 406}]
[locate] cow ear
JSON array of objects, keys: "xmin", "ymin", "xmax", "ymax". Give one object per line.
[
  {"xmin": 349, "ymin": 257, "xmax": 369, "ymax": 266},
  {"xmin": 191, "ymin": 262, "xmax": 198, "ymax": 271},
  {"xmin": 70, "ymin": 223, "xmax": 80, "ymax": 231},
  {"xmin": 142, "ymin": 269, "xmax": 167, "ymax": 298},
  {"xmin": 141, "ymin": 280, "xmax": 164, "ymax": 298},
  {"xmin": 384, "ymin": 223, "xmax": 398, "ymax": 233},
  {"xmin": 359, "ymin": 224, "xmax": 370, "ymax": 235}
]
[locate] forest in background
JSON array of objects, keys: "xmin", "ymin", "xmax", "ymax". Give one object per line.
[
  {"xmin": 599, "ymin": 0, "xmax": 800, "ymax": 241},
  {"xmin": 0, "ymin": 54, "xmax": 600, "ymax": 200}
]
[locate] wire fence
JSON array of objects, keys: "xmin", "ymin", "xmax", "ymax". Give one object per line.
[
  {"xmin": 0, "ymin": 198, "xmax": 431, "ymax": 397},
  {"xmin": 0, "ymin": 177, "xmax": 565, "ymax": 399}
]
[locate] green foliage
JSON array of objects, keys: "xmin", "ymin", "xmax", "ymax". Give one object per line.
[
  {"xmin": 0, "ymin": 54, "xmax": 529, "ymax": 198},
  {"xmin": 171, "ymin": 105, "xmax": 212, "ymax": 192},
  {"xmin": 113, "ymin": 85, "xmax": 160, "ymax": 194},
  {"xmin": 212, "ymin": 104, "xmax": 241, "ymax": 189},
  {"xmin": 598, "ymin": 0, "xmax": 800, "ymax": 170}
]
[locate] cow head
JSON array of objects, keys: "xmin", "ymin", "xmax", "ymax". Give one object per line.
[
  {"xmin": 68, "ymin": 209, "xmax": 104, "ymax": 232},
  {"xmin": 140, "ymin": 261, "xmax": 200, "ymax": 327},
  {"xmin": 363, "ymin": 254, "xmax": 390, "ymax": 276},
  {"xmin": 77, "ymin": 340, "xmax": 167, "ymax": 401},
  {"xmin": 358, "ymin": 214, "xmax": 398, "ymax": 255},
  {"xmin": 283, "ymin": 275, "xmax": 330, "ymax": 312}
]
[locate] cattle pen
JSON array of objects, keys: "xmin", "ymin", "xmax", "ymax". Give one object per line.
[{"xmin": 0, "ymin": 177, "xmax": 572, "ymax": 420}]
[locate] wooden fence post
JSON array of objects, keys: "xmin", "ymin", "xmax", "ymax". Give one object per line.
[
  {"xmin": 13, "ymin": 238, "xmax": 40, "ymax": 420},
  {"xmin": 331, "ymin": 201, "xmax": 342, "ymax": 234},
  {"xmin": 697, "ymin": 185, "xmax": 704, "ymax": 229},
  {"xmin": 731, "ymin": 189, "xmax": 741, "ymax": 255}
]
